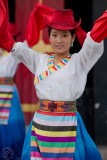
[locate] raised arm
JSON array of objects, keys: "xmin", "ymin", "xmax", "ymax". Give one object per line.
[{"xmin": 75, "ymin": 10, "xmax": 107, "ymax": 74}]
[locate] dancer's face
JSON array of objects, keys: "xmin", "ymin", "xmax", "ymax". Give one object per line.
[{"xmin": 49, "ymin": 28, "xmax": 75, "ymax": 56}]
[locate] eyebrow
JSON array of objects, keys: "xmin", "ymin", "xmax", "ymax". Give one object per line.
[
  {"xmin": 62, "ymin": 31, "xmax": 68, "ymax": 33},
  {"xmin": 51, "ymin": 31, "xmax": 68, "ymax": 34}
]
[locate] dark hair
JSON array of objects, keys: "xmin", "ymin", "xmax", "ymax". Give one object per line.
[{"xmin": 48, "ymin": 27, "xmax": 76, "ymax": 37}]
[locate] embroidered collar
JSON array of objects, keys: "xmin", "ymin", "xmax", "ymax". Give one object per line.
[
  {"xmin": 47, "ymin": 54, "xmax": 71, "ymax": 73},
  {"xmin": 34, "ymin": 54, "xmax": 71, "ymax": 85}
]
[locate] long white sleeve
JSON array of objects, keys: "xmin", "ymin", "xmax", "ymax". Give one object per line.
[
  {"xmin": 11, "ymin": 42, "xmax": 44, "ymax": 74},
  {"xmin": 0, "ymin": 53, "xmax": 18, "ymax": 77}
]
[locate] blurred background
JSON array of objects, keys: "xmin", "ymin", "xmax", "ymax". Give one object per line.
[{"xmin": 8, "ymin": 0, "xmax": 107, "ymax": 159}]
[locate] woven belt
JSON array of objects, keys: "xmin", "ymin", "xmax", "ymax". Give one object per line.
[
  {"xmin": 0, "ymin": 77, "xmax": 14, "ymax": 84},
  {"xmin": 39, "ymin": 99, "xmax": 77, "ymax": 112}
]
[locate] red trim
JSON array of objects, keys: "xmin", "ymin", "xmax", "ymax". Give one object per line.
[{"xmin": 37, "ymin": 110, "xmax": 76, "ymax": 116}]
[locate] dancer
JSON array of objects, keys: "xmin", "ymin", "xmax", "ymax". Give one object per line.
[
  {"xmin": 12, "ymin": 9, "xmax": 107, "ymax": 160},
  {"xmin": 0, "ymin": 1, "xmax": 107, "ymax": 159},
  {"xmin": 0, "ymin": 4, "xmax": 26, "ymax": 157},
  {"xmin": 0, "ymin": 48, "xmax": 26, "ymax": 160}
]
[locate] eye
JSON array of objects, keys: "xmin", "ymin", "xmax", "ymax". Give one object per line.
[
  {"xmin": 63, "ymin": 34, "xmax": 67, "ymax": 37},
  {"xmin": 52, "ymin": 34, "xmax": 57, "ymax": 37}
]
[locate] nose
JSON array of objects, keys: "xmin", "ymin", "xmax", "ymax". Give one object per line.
[{"xmin": 57, "ymin": 35, "xmax": 62, "ymax": 43}]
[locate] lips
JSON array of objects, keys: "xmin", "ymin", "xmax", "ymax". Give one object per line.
[{"xmin": 55, "ymin": 45, "xmax": 63, "ymax": 49}]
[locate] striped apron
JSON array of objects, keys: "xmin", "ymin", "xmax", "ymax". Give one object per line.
[
  {"xmin": 0, "ymin": 77, "xmax": 14, "ymax": 125},
  {"xmin": 31, "ymin": 100, "xmax": 77, "ymax": 160}
]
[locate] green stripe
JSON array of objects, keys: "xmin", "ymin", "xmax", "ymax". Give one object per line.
[
  {"xmin": 0, "ymin": 100, "xmax": 11, "ymax": 104},
  {"xmin": 31, "ymin": 136, "xmax": 37, "ymax": 141},
  {"xmin": 38, "ymin": 140, "xmax": 75, "ymax": 148}
]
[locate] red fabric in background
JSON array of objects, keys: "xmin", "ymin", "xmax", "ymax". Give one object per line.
[
  {"xmin": 25, "ymin": 3, "xmax": 54, "ymax": 47},
  {"xmin": 76, "ymin": 26, "xmax": 87, "ymax": 46},
  {"xmin": 15, "ymin": 0, "xmax": 39, "ymax": 42},
  {"xmin": 90, "ymin": 10, "xmax": 107, "ymax": 43},
  {"xmin": 15, "ymin": 0, "xmax": 64, "ymax": 125},
  {"xmin": 0, "ymin": 0, "xmax": 14, "ymax": 51}
]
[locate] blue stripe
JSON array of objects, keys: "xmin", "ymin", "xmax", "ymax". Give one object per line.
[
  {"xmin": 0, "ymin": 106, "xmax": 10, "ymax": 110},
  {"xmin": 0, "ymin": 119, "xmax": 7, "ymax": 123},
  {"xmin": 56, "ymin": 65, "xmax": 61, "ymax": 68},
  {"xmin": 41, "ymin": 152, "xmax": 74, "ymax": 158},
  {"xmin": 39, "ymin": 75, "xmax": 43, "ymax": 80},
  {"xmin": 50, "ymin": 56, "xmax": 54, "ymax": 58},
  {"xmin": 35, "ymin": 112, "xmax": 77, "ymax": 121},
  {"xmin": 31, "ymin": 146, "xmax": 40, "ymax": 152},
  {"xmin": 63, "ymin": 59, "xmax": 68, "ymax": 63},
  {"xmin": 0, "ymin": 85, "xmax": 13, "ymax": 89}
]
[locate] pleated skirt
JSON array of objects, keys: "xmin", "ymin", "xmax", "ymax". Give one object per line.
[
  {"xmin": 0, "ymin": 85, "xmax": 26, "ymax": 160},
  {"xmin": 22, "ymin": 110, "xmax": 102, "ymax": 160}
]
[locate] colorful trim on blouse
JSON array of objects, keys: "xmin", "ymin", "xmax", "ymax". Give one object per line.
[{"xmin": 34, "ymin": 54, "xmax": 71, "ymax": 85}]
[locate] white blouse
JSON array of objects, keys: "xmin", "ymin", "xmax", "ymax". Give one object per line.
[
  {"xmin": 0, "ymin": 53, "xmax": 18, "ymax": 77},
  {"xmin": 11, "ymin": 32, "xmax": 104, "ymax": 101}
]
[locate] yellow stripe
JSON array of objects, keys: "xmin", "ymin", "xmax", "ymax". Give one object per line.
[
  {"xmin": 49, "ymin": 67, "xmax": 55, "ymax": 72},
  {"xmin": 34, "ymin": 77, "xmax": 39, "ymax": 84},
  {"xmin": 32, "ymin": 126, "xmax": 76, "ymax": 137},
  {"xmin": 22, "ymin": 103, "xmax": 39, "ymax": 112},
  {"xmin": 0, "ymin": 93, "xmax": 13, "ymax": 98},
  {"xmin": 42, "ymin": 72, "xmax": 46, "ymax": 78}
]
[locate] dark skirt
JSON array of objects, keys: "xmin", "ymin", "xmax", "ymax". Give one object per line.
[
  {"xmin": 0, "ymin": 85, "xmax": 26, "ymax": 160},
  {"xmin": 21, "ymin": 110, "xmax": 102, "ymax": 160}
]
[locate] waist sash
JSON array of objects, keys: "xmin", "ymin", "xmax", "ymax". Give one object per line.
[{"xmin": 39, "ymin": 99, "xmax": 77, "ymax": 112}]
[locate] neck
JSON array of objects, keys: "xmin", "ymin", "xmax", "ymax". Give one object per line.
[
  {"xmin": 53, "ymin": 53, "xmax": 70, "ymax": 65},
  {"xmin": 54, "ymin": 53, "xmax": 69, "ymax": 61}
]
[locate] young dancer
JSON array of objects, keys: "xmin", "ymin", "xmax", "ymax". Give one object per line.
[{"xmin": 0, "ymin": 1, "xmax": 107, "ymax": 159}]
